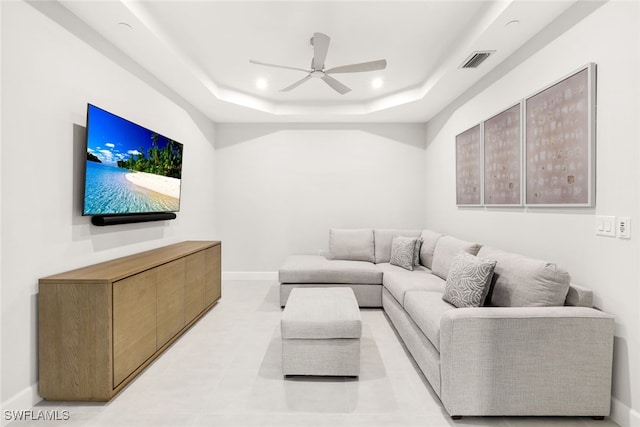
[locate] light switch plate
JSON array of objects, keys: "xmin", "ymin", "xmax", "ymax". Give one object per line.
[{"xmin": 596, "ymin": 216, "xmax": 616, "ymax": 237}]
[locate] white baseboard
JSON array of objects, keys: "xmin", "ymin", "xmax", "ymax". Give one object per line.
[
  {"xmin": 611, "ymin": 397, "xmax": 640, "ymax": 427},
  {"xmin": 222, "ymin": 271, "xmax": 278, "ymax": 281},
  {"xmin": 1, "ymin": 383, "xmax": 40, "ymax": 427}
]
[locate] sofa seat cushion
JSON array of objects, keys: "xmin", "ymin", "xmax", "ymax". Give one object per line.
[
  {"xmin": 279, "ymin": 255, "xmax": 383, "ymax": 284},
  {"xmin": 382, "ymin": 271, "xmax": 445, "ymax": 306},
  {"xmin": 404, "ymin": 290, "xmax": 455, "ymax": 352},
  {"xmin": 477, "ymin": 246, "xmax": 571, "ymax": 307}
]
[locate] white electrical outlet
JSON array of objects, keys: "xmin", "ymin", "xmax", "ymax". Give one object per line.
[{"xmin": 617, "ymin": 217, "xmax": 631, "ymax": 239}]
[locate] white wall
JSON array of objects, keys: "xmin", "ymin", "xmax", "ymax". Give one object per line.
[
  {"xmin": 4, "ymin": 0, "xmax": 636, "ymax": 423},
  {"xmin": 0, "ymin": 1, "xmax": 4, "ymax": 419},
  {"xmin": 0, "ymin": 2, "xmax": 217, "ymax": 418},
  {"xmin": 424, "ymin": 2, "xmax": 639, "ymax": 425},
  {"xmin": 215, "ymin": 123, "xmax": 426, "ymax": 273}
]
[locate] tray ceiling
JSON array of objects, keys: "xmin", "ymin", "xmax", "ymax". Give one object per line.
[{"xmin": 56, "ymin": 1, "xmax": 578, "ymax": 122}]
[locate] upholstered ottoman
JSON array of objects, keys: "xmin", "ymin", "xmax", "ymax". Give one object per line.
[{"xmin": 281, "ymin": 287, "xmax": 362, "ymax": 377}]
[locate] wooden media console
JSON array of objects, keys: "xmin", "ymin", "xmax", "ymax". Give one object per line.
[{"xmin": 38, "ymin": 241, "xmax": 221, "ymax": 401}]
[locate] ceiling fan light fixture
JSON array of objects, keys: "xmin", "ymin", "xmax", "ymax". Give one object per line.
[
  {"xmin": 255, "ymin": 78, "xmax": 268, "ymax": 90},
  {"xmin": 371, "ymin": 77, "xmax": 383, "ymax": 89}
]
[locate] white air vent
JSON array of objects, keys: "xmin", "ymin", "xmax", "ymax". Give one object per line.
[{"xmin": 460, "ymin": 51, "xmax": 495, "ymax": 69}]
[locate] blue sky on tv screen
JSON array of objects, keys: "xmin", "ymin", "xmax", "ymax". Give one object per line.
[{"xmin": 86, "ymin": 104, "xmax": 180, "ymax": 167}]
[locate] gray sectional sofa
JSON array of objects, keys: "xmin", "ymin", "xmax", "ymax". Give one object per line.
[{"xmin": 278, "ymin": 228, "xmax": 615, "ymax": 419}]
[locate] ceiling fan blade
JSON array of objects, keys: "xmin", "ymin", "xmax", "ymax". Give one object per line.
[
  {"xmin": 280, "ymin": 74, "xmax": 313, "ymax": 92},
  {"xmin": 312, "ymin": 32, "xmax": 330, "ymax": 70},
  {"xmin": 249, "ymin": 59, "xmax": 310, "ymax": 73},
  {"xmin": 325, "ymin": 59, "xmax": 387, "ymax": 74},
  {"xmin": 321, "ymin": 75, "xmax": 351, "ymax": 95}
]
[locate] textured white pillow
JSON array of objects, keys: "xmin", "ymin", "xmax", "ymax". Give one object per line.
[
  {"xmin": 390, "ymin": 236, "xmax": 418, "ymax": 271},
  {"xmin": 442, "ymin": 252, "xmax": 497, "ymax": 308}
]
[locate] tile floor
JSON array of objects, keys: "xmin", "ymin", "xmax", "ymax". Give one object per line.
[{"xmin": 20, "ymin": 280, "xmax": 617, "ymax": 427}]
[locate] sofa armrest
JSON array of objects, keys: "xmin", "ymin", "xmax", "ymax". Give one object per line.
[
  {"xmin": 439, "ymin": 306, "xmax": 614, "ymax": 417},
  {"xmin": 565, "ymin": 283, "xmax": 593, "ymax": 307}
]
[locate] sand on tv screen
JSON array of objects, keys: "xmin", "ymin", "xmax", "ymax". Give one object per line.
[{"xmin": 83, "ymin": 104, "xmax": 184, "ymax": 216}]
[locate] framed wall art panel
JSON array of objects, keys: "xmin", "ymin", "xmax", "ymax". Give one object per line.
[
  {"xmin": 524, "ymin": 63, "xmax": 596, "ymax": 207},
  {"xmin": 483, "ymin": 102, "xmax": 522, "ymax": 206},
  {"xmin": 456, "ymin": 124, "xmax": 482, "ymax": 206}
]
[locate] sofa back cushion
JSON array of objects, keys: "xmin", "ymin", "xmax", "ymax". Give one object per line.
[
  {"xmin": 374, "ymin": 229, "xmax": 422, "ymax": 264},
  {"xmin": 477, "ymin": 246, "xmax": 571, "ymax": 307},
  {"xmin": 329, "ymin": 228, "xmax": 375, "ymax": 263},
  {"xmin": 419, "ymin": 230, "xmax": 443, "ymax": 269},
  {"xmin": 431, "ymin": 236, "xmax": 481, "ymax": 279}
]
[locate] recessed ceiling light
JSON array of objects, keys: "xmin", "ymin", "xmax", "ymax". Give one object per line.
[
  {"xmin": 505, "ymin": 20, "xmax": 520, "ymax": 28},
  {"xmin": 255, "ymin": 78, "xmax": 268, "ymax": 90},
  {"xmin": 371, "ymin": 77, "xmax": 383, "ymax": 89},
  {"xmin": 118, "ymin": 22, "xmax": 132, "ymax": 30}
]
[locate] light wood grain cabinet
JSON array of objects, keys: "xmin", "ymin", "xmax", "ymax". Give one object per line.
[
  {"xmin": 38, "ymin": 241, "xmax": 221, "ymax": 401},
  {"xmin": 113, "ymin": 269, "xmax": 157, "ymax": 387},
  {"xmin": 156, "ymin": 258, "xmax": 186, "ymax": 347},
  {"xmin": 185, "ymin": 251, "xmax": 206, "ymax": 321},
  {"xmin": 205, "ymin": 245, "xmax": 222, "ymax": 305}
]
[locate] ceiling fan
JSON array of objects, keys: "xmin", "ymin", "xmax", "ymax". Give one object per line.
[{"xmin": 250, "ymin": 32, "xmax": 387, "ymax": 95}]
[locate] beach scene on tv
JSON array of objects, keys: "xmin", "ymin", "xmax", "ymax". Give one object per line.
[{"xmin": 84, "ymin": 106, "xmax": 183, "ymax": 215}]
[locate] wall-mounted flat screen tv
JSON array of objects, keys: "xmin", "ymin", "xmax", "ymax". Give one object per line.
[{"xmin": 83, "ymin": 104, "xmax": 183, "ymax": 216}]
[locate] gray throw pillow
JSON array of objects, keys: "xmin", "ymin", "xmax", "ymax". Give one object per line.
[
  {"xmin": 413, "ymin": 237, "xmax": 423, "ymax": 266},
  {"xmin": 373, "ymin": 229, "xmax": 422, "ymax": 264},
  {"xmin": 442, "ymin": 252, "xmax": 497, "ymax": 308},
  {"xmin": 390, "ymin": 236, "xmax": 417, "ymax": 271}
]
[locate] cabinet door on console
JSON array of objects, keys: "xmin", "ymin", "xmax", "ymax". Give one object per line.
[
  {"xmin": 156, "ymin": 258, "xmax": 186, "ymax": 347},
  {"xmin": 113, "ymin": 269, "xmax": 157, "ymax": 387},
  {"xmin": 185, "ymin": 251, "xmax": 205, "ymax": 321},
  {"xmin": 205, "ymin": 245, "xmax": 221, "ymax": 306},
  {"xmin": 38, "ymin": 281, "xmax": 113, "ymax": 400}
]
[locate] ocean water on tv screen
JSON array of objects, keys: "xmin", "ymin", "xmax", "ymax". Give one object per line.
[{"xmin": 83, "ymin": 161, "xmax": 180, "ymax": 215}]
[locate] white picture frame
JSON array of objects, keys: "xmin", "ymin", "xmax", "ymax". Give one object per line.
[
  {"xmin": 524, "ymin": 63, "xmax": 596, "ymax": 207},
  {"xmin": 455, "ymin": 124, "xmax": 482, "ymax": 206},
  {"xmin": 483, "ymin": 102, "xmax": 523, "ymax": 206}
]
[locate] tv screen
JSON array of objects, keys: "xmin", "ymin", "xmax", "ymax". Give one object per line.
[{"xmin": 83, "ymin": 104, "xmax": 183, "ymax": 216}]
